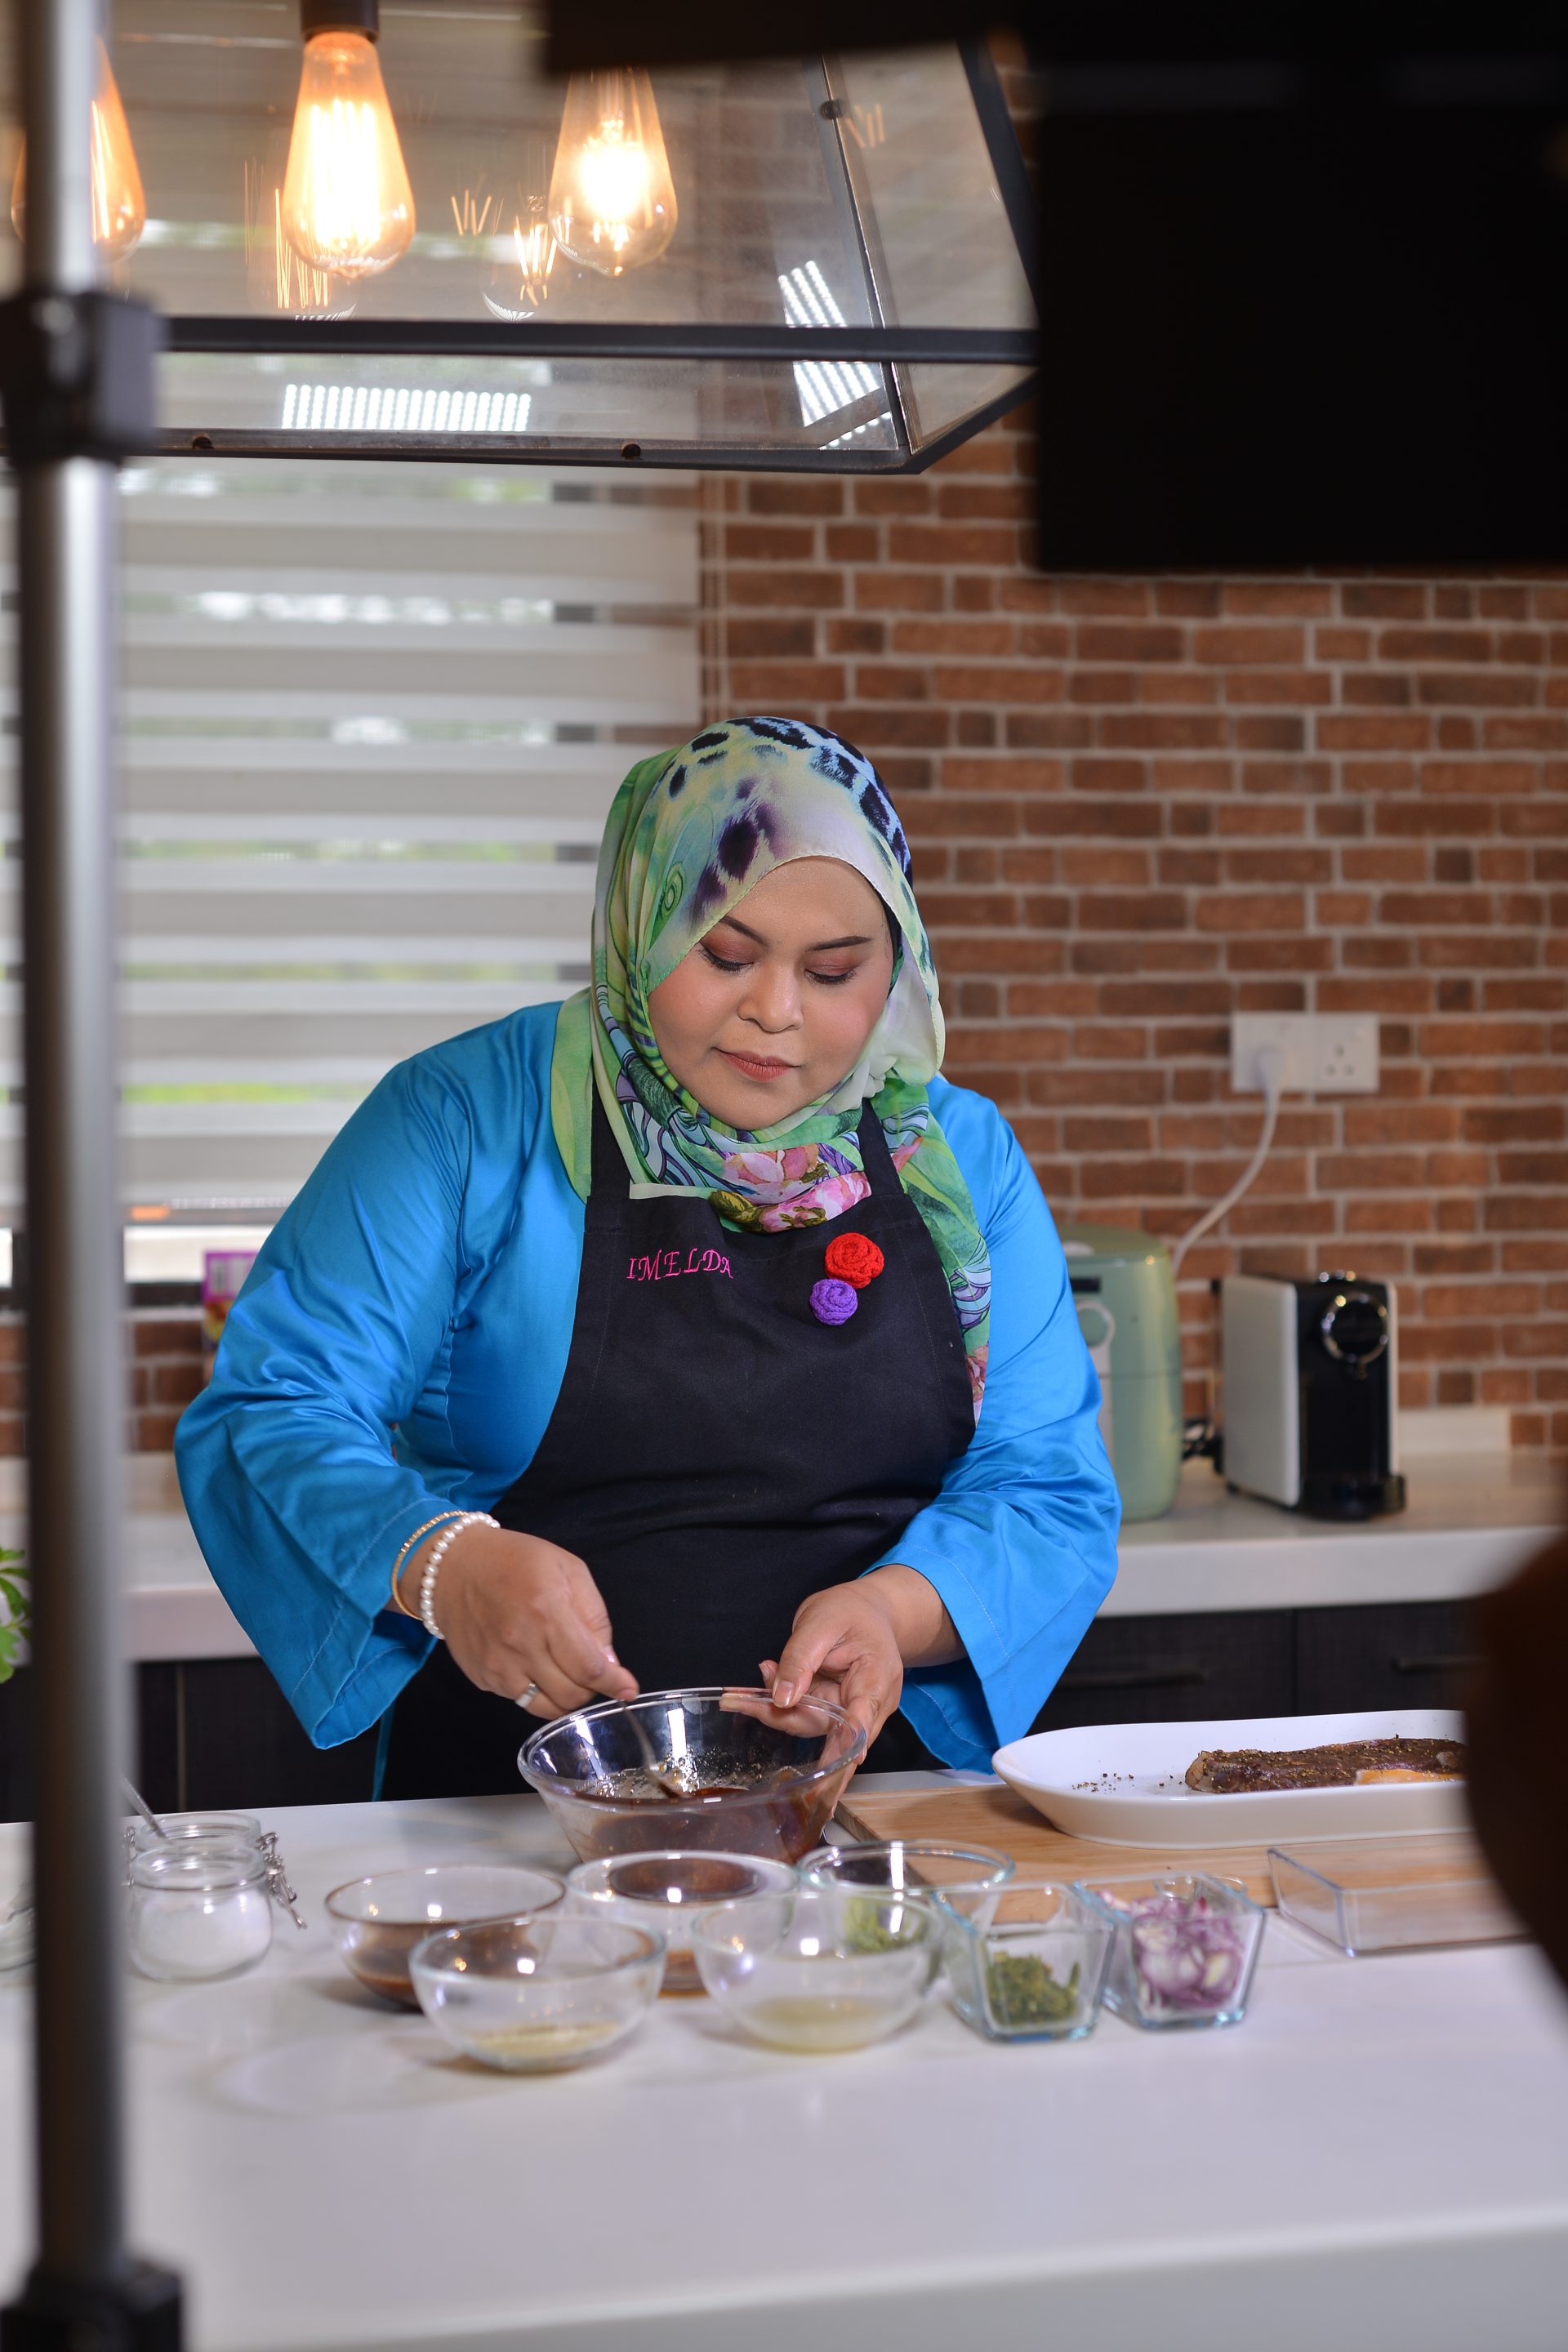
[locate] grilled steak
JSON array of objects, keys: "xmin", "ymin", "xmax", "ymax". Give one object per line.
[{"xmin": 1185, "ymin": 1735, "xmax": 1467, "ymax": 1794}]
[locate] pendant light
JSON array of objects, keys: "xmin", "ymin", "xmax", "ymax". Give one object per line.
[
  {"xmin": 279, "ymin": 0, "xmax": 415, "ymax": 283},
  {"xmin": 548, "ymin": 69, "xmax": 677, "ymax": 276},
  {"xmin": 10, "ymin": 36, "xmax": 146, "ymax": 262}
]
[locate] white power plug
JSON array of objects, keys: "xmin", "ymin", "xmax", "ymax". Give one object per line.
[
  {"xmin": 1172, "ymin": 1044, "xmax": 1286, "ymax": 1279},
  {"xmin": 1232, "ymin": 1012, "xmax": 1379, "ymax": 1095}
]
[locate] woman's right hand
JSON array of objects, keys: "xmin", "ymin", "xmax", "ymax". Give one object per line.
[{"xmin": 398, "ymin": 1522, "xmax": 639, "ymax": 1717}]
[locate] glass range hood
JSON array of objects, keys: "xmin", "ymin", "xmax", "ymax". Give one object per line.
[{"xmin": 0, "ymin": 2, "xmax": 1037, "ymax": 472}]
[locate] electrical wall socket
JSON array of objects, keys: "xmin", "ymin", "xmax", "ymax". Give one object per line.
[
  {"xmin": 1314, "ymin": 1015, "xmax": 1379, "ymax": 1093},
  {"xmin": 1232, "ymin": 1012, "xmax": 1380, "ymax": 1094}
]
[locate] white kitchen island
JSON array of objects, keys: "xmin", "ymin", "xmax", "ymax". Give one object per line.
[{"xmin": 3, "ymin": 1786, "xmax": 1567, "ymax": 2352}]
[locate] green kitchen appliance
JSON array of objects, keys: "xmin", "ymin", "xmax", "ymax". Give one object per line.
[{"xmin": 1058, "ymin": 1223, "xmax": 1183, "ymax": 1521}]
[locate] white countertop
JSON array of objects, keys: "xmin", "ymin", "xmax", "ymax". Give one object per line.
[
  {"xmin": 2, "ymin": 1447, "xmax": 1562, "ymax": 1664},
  {"xmin": 1106, "ymin": 1448, "xmax": 1566, "ymax": 1615},
  {"xmin": 3, "ymin": 1785, "xmax": 1568, "ymax": 2352}
]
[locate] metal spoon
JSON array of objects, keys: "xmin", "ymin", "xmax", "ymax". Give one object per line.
[
  {"xmin": 622, "ymin": 1700, "xmax": 698, "ymax": 1799},
  {"xmin": 121, "ymin": 1775, "xmax": 168, "ymax": 1842}
]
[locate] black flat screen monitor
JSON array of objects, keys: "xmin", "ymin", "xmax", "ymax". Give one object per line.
[{"xmin": 1029, "ymin": 49, "xmax": 1568, "ymax": 566}]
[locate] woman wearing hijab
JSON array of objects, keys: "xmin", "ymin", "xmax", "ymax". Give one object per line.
[{"xmin": 176, "ymin": 719, "xmax": 1119, "ymax": 1793}]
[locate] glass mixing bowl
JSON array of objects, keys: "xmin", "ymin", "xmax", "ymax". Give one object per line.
[
  {"xmin": 518, "ymin": 1688, "xmax": 866, "ymax": 1864},
  {"xmin": 325, "ymin": 1861, "xmax": 566, "ymax": 2007},
  {"xmin": 410, "ymin": 1915, "xmax": 665, "ymax": 2072}
]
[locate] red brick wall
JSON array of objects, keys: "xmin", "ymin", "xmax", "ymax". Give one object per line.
[
  {"xmin": 698, "ymin": 421, "xmax": 1568, "ymax": 1449},
  {"xmin": 0, "ymin": 1311, "xmax": 203, "ymax": 1458}
]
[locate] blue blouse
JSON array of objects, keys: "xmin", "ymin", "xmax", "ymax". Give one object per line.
[{"xmin": 174, "ymin": 1003, "xmax": 1120, "ymax": 1773}]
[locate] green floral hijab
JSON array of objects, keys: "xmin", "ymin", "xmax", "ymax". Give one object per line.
[{"xmin": 550, "ymin": 719, "xmax": 991, "ymax": 1414}]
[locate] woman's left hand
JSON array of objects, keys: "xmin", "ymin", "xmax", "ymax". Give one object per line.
[
  {"xmin": 762, "ymin": 1565, "xmax": 961, "ymax": 1748},
  {"xmin": 760, "ymin": 1584, "xmax": 904, "ymax": 1748}
]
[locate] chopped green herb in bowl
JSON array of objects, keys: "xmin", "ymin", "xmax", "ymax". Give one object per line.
[{"xmin": 985, "ymin": 1949, "xmax": 1081, "ymax": 2031}]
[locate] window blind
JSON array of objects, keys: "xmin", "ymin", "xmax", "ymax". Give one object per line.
[{"xmin": 0, "ymin": 459, "xmax": 700, "ymax": 1231}]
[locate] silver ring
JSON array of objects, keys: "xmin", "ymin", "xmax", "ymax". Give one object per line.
[{"xmin": 514, "ymin": 1680, "xmax": 540, "ymax": 1710}]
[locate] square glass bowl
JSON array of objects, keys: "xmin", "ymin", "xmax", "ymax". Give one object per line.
[
  {"xmin": 1267, "ymin": 1833, "xmax": 1524, "ymax": 1957},
  {"xmin": 1074, "ymin": 1872, "xmax": 1265, "ymax": 2031},
  {"xmin": 692, "ymin": 1883, "xmax": 938, "ymax": 2052},
  {"xmin": 410, "ymin": 1915, "xmax": 665, "ymax": 2072},
  {"xmin": 935, "ymin": 1879, "xmax": 1111, "ymax": 2042},
  {"xmin": 566, "ymin": 1850, "xmax": 798, "ymax": 1992}
]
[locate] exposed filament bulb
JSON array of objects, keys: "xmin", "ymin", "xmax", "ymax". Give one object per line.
[
  {"xmin": 11, "ymin": 38, "xmax": 146, "ymax": 264},
  {"xmin": 549, "ymin": 71, "xmax": 677, "ymax": 278},
  {"xmin": 279, "ymin": 20, "xmax": 414, "ymax": 282}
]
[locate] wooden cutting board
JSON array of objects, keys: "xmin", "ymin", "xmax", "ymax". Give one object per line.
[{"xmin": 836, "ymin": 1781, "xmax": 1284, "ymax": 1906}]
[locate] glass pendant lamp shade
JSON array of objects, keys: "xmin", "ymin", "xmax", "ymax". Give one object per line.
[
  {"xmin": 548, "ymin": 72, "xmax": 677, "ymax": 277},
  {"xmin": 0, "ymin": 6, "xmax": 1036, "ymax": 474},
  {"xmin": 279, "ymin": 5, "xmax": 415, "ymax": 282},
  {"xmin": 10, "ymin": 35, "xmax": 145, "ymax": 262}
]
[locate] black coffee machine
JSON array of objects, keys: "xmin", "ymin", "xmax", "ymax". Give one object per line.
[{"xmin": 1220, "ymin": 1272, "xmax": 1407, "ymax": 1521}]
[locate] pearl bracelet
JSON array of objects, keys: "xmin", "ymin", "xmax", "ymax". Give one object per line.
[
  {"xmin": 418, "ymin": 1511, "xmax": 499, "ymax": 1642},
  {"xmin": 389, "ymin": 1512, "xmax": 462, "ymax": 1617}
]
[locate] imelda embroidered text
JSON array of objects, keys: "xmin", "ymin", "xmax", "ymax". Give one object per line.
[{"xmin": 627, "ymin": 1248, "xmax": 733, "ymax": 1282}]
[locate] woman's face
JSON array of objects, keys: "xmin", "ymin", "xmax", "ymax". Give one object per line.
[{"xmin": 648, "ymin": 857, "xmax": 896, "ymax": 1127}]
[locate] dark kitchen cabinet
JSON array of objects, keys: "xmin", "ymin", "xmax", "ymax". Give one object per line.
[
  {"xmin": 1295, "ymin": 1601, "xmax": 1477, "ymax": 1715},
  {"xmin": 2, "ymin": 1597, "xmax": 1482, "ymax": 1824},
  {"xmin": 176, "ymin": 1658, "xmax": 377, "ymax": 1811},
  {"xmin": 0, "ymin": 1656, "xmax": 376, "ymax": 1823},
  {"xmin": 1033, "ymin": 1597, "xmax": 1478, "ymax": 1737},
  {"xmin": 1031, "ymin": 1608, "xmax": 1296, "ymax": 1732},
  {"xmin": 1, "ymin": 1662, "xmax": 180, "ymax": 1824}
]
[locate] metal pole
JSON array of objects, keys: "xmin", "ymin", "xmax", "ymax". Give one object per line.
[
  {"xmin": 19, "ymin": 0, "xmax": 127, "ymax": 2287},
  {"xmin": 0, "ymin": 5, "xmax": 176, "ymax": 2345}
]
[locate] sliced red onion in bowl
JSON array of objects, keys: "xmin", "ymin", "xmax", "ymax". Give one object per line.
[{"xmin": 1102, "ymin": 1889, "xmax": 1250, "ymax": 2013}]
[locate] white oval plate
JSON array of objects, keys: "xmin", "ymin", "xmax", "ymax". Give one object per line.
[{"xmin": 992, "ymin": 1709, "xmax": 1468, "ymax": 1847}]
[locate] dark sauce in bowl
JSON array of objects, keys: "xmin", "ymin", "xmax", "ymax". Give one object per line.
[
  {"xmin": 555, "ymin": 1778, "xmax": 834, "ymax": 1864},
  {"xmin": 520, "ymin": 1690, "xmax": 865, "ymax": 1865}
]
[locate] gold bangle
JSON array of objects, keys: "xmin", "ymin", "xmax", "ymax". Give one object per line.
[{"xmin": 389, "ymin": 1512, "xmax": 461, "ymax": 1617}]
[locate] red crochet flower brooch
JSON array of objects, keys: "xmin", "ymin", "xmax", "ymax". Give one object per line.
[
  {"xmin": 809, "ymin": 1232, "xmax": 886, "ymax": 1326},
  {"xmin": 825, "ymin": 1232, "xmax": 885, "ymax": 1289}
]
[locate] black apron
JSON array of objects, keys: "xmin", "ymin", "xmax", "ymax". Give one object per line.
[{"xmin": 380, "ymin": 1094, "xmax": 975, "ymax": 1797}]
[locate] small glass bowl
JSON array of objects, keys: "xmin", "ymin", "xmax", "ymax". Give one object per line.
[
  {"xmin": 692, "ymin": 1884, "xmax": 938, "ymax": 2054},
  {"xmin": 128, "ymin": 1845, "xmax": 273, "ymax": 1983},
  {"xmin": 519, "ymin": 1686, "xmax": 866, "ymax": 1865},
  {"xmin": 801, "ymin": 1842, "xmax": 1013, "ymax": 1987},
  {"xmin": 800, "ymin": 1839, "xmax": 1014, "ymax": 1898},
  {"xmin": 325, "ymin": 1862, "xmax": 566, "ymax": 2008},
  {"xmin": 566, "ymin": 1849, "xmax": 798, "ymax": 1993},
  {"xmin": 1073, "ymin": 1872, "xmax": 1266, "ymax": 2031},
  {"xmin": 410, "ymin": 1915, "xmax": 665, "ymax": 2072},
  {"xmin": 935, "ymin": 1878, "xmax": 1112, "ymax": 2043}
]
